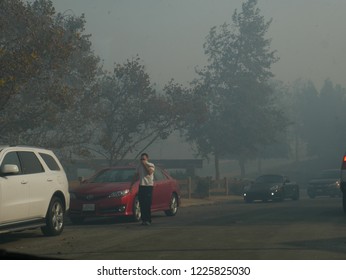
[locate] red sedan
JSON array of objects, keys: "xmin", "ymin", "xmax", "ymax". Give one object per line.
[{"xmin": 68, "ymin": 166, "xmax": 180, "ymax": 223}]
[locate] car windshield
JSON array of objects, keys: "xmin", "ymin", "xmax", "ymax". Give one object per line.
[
  {"xmin": 91, "ymin": 168, "xmax": 135, "ymax": 183},
  {"xmin": 255, "ymin": 175, "xmax": 283, "ymax": 184},
  {"xmin": 318, "ymin": 170, "xmax": 340, "ymax": 179}
]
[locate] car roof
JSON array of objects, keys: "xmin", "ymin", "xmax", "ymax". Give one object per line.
[{"xmin": 0, "ymin": 145, "xmax": 53, "ymax": 153}]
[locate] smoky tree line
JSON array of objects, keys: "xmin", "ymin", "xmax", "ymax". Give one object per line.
[
  {"xmin": 1, "ymin": 0, "xmax": 346, "ymax": 177},
  {"xmin": 287, "ymin": 78, "xmax": 346, "ymax": 163}
]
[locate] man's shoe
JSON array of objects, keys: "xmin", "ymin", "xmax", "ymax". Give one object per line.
[{"xmin": 145, "ymin": 221, "xmax": 151, "ymax": 226}]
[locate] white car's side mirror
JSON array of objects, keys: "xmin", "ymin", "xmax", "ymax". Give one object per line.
[{"xmin": 1, "ymin": 164, "xmax": 20, "ymax": 174}]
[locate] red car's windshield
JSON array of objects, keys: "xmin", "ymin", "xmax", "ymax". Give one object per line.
[{"xmin": 91, "ymin": 168, "xmax": 135, "ymax": 183}]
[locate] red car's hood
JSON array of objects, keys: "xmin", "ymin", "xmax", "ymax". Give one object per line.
[{"xmin": 72, "ymin": 182, "xmax": 132, "ymax": 195}]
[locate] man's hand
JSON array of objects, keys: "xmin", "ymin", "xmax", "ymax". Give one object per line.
[{"xmin": 141, "ymin": 160, "xmax": 154, "ymax": 175}]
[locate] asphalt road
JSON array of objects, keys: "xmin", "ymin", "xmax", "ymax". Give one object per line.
[{"xmin": 1, "ymin": 195, "xmax": 346, "ymax": 260}]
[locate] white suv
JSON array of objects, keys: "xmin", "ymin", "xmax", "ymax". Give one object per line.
[{"xmin": 0, "ymin": 146, "xmax": 70, "ymax": 236}]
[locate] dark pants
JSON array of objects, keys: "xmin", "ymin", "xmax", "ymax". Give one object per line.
[{"xmin": 138, "ymin": 185, "xmax": 153, "ymax": 223}]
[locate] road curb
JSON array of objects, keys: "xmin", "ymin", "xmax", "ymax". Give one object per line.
[{"xmin": 180, "ymin": 195, "xmax": 243, "ymax": 208}]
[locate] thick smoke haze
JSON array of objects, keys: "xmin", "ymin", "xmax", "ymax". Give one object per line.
[
  {"xmin": 45, "ymin": 0, "xmax": 346, "ymax": 166},
  {"xmin": 51, "ymin": 0, "xmax": 346, "ymax": 89}
]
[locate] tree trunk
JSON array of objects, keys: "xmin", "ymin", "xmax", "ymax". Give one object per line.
[
  {"xmin": 239, "ymin": 158, "xmax": 246, "ymax": 178},
  {"xmin": 214, "ymin": 151, "xmax": 220, "ymax": 181},
  {"xmin": 109, "ymin": 154, "xmax": 114, "ymax": 167},
  {"xmin": 295, "ymin": 130, "xmax": 299, "ymax": 162},
  {"xmin": 257, "ymin": 158, "xmax": 262, "ymax": 174}
]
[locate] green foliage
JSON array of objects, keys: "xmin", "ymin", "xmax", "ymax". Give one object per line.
[
  {"xmin": 85, "ymin": 57, "xmax": 186, "ymax": 165},
  {"xmin": 0, "ymin": 0, "xmax": 99, "ymax": 150},
  {"xmin": 93, "ymin": 57, "xmax": 158, "ymax": 164},
  {"xmin": 0, "ymin": 0, "xmax": 198, "ymax": 165},
  {"xmin": 163, "ymin": 80, "xmax": 208, "ymax": 133}
]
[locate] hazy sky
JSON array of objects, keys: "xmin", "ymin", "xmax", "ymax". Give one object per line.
[{"xmin": 50, "ymin": 0, "xmax": 346, "ymax": 90}]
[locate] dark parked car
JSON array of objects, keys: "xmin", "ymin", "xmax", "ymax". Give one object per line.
[
  {"xmin": 340, "ymin": 155, "xmax": 346, "ymax": 213},
  {"xmin": 243, "ymin": 174, "xmax": 299, "ymax": 203},
  {"xmin": 307, "ymin": 169, "xmax": 341, "ymax": 198},
  {"xmin": 69, "ymin": 165, "xmax": 180, "ymax": 223}
]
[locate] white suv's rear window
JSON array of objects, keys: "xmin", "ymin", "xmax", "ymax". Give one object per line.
[
  {"xmin": 19, "ymin": 151, "xmax": 44, "ymax": 174},
  {"xmin": 39, "ymin": 153, "xmax": 61, "ymax": 171}
]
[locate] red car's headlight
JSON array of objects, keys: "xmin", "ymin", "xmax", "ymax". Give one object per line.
[{"xmin": 108, "ymin": 189, "xmax": 130, "ymax": 198}]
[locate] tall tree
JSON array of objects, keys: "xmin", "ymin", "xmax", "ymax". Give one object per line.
[
  {"xmin": 0, "ymin": 0, "xmax": 99, "ymax": 154},
  {"xmin": 187, "ymin": 0, "xmax": 288, "ymax": 177},
  {"xmin": 83, "ymin": 58, "xmax": 186, "ymax": 166}
]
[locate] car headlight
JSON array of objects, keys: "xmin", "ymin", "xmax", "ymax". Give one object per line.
[
  {"xmin": 270, "ymin": 185, "xmax": 281, "ymax": 191},
  {"xmin": 328, "ymin": 181, "xmax": 340, "ymax": 188},
  {"xmin": 108, "ymin": 189, "xmax": 130, "ymax": 198}
]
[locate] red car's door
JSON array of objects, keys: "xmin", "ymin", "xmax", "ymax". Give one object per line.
[{"xmin": 152, "ymin": 168, "xmax": 172, "ymax": 210}]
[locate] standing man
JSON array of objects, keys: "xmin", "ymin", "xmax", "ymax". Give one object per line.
[{"xmin": 132, "ymin": 153, "xmax": 155, "ymax": 225}]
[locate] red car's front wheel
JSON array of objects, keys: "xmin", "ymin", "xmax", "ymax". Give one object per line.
[
  {"xmin": 165, "ymin": 193, "xmax": 178, "ymax": 216},
  {"xmin": 132, "ymin": 196, "xmax": 141, "ymax": 221}
]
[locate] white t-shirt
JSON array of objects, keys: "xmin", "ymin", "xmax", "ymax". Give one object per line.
[{"xmin": 136, "ymin": 162, "xmax": 155, "ymax": 186}]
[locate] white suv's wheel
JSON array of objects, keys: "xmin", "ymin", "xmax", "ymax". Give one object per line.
[{"xmin": 41, "ymin": 197, "xmax": 65, "ymax": 236}]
